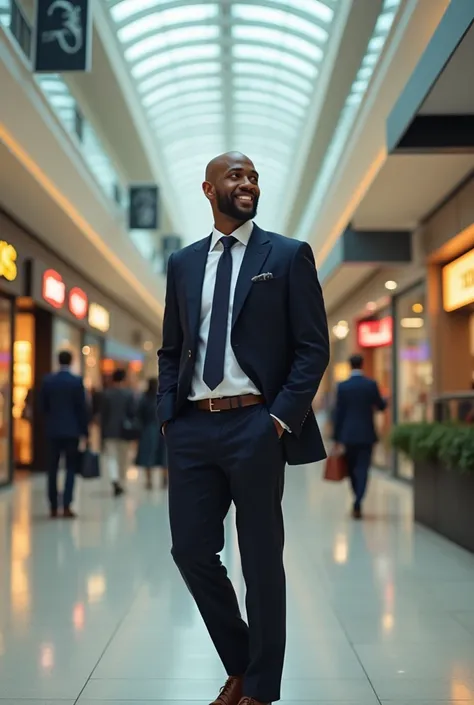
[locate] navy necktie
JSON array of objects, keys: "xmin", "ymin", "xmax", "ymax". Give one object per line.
[{"xmin": 203, "ymin": 236, "xmax": 237, "ymax": 391}]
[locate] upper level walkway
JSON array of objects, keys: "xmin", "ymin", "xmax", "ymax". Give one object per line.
[{"xmin": 1, "ymin": 464, "xmax": 474, "ymax": 704}]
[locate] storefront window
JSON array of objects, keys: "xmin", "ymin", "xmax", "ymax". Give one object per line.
[
  {"xmin": 395, "ymin": 283, "xmax": 432, "ymax": 479},
  {"xmin": 52, "ymin": 318, "xmax": 82, "ymax": 375},
  {"xmin": 372, "ymin": 343, "xmax": 392, "ymax": 470},
  {"xmin": 0, "ymin": 297, "xmax": 13, "ymax": 485},
  {"xmin": 13, "ymin": 312, "xmax": 35, "ymax": 467},
  {"xmin": 82, "ymin": 333, "xmax": 102, "ymax": 393}
]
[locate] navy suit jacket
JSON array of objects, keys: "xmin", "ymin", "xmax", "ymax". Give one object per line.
[
  {"xmin": 40, "ymin": 369, "xmax": 89, "ymax": 439},
  {"xmin": 157, "ymin": 224, "xmax": 330, "ymax": 466},
  {"xmin": 334, "ymin": 374, "xmax": 387, "ymax": 446}
]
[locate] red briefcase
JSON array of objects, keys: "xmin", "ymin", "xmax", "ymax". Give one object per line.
[{"xmin": 324, "ymin": 452, "xmax": 348, "ymax": 482}]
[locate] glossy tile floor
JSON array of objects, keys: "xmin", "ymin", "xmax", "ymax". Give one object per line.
[{"xmin": 1, "ymin": 465, "xmax": 474, "ymax": 705}]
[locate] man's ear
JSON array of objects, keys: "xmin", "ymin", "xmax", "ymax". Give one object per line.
[{"xmin": 202, "ymin": 180, "xmax": 214, "ymax": 201}]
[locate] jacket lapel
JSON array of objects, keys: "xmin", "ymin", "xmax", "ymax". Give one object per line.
[
  {"xmin": 232, "ymin": 224, "xmax": 271, "ymax": 327},
  {"xmin": 185, "ymin": 235, "xmax": 211, "ymax": 344}
]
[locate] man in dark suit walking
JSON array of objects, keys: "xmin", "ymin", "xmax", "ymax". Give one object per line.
[
  {"xmin": 334, "ymin": 354, "xmax": 387, "ymax": 519},
  {"xmin": 158, "ymin": 152, "xmax": 329, "ymax": 705},
  {"xmin": 40, "ymin": 350, "xmax": 89, "ymax": 518}
]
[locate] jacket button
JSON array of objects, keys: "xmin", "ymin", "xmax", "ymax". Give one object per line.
[{"xmin": 188, "ymin": 350, "xmax": 192, "ymax": 358}]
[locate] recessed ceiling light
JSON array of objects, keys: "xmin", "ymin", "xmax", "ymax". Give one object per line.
[
  {"xmin": 412, "ymin": 303, "xmax": 423, "ymax": 313},
  {"xmin": 366, "ymin": 301, "xmax": 376, "ymax": 312},
  {"xmin": 385, "ymin": 280, "xmax": 397, "ymax": 291},
  {"xmin": 401, "ymin": 317, "xmax": 424, "ymax": 329}
]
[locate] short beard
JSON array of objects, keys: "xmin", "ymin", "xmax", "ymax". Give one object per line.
[{"xmin": 216, "ymin": 189, "xmax": 258, "ymax": 221}]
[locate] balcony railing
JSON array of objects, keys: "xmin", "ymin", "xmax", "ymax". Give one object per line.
[
  {"xmin": 2, "ymin": 1, "xmax": 127, "ymax": 211},
  {"xmin": 1, "ymin": 0, "xmax": 165, "ymax": 270},
  {"xmin": 2, "ymin": 0, "xmax": 31, "ymax": 59}
]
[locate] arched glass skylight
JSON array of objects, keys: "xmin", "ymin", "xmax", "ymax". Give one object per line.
[{"xmin": 107, "ymin": 0, "xmax": 339, "ymax": 239}]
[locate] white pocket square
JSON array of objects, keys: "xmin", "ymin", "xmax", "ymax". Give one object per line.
[{"xmin": 251, "ymin": 272, "xmax": 273, "ymax": 282}]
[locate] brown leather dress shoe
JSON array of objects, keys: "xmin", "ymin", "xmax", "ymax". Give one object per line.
[
  {"xmin": 210, "ymin": 676, "xmax": 243, "ymax": 705},
  {"xmin": 238, "ymin": 698, "xmax": 269, "ymax": 705},
  {"xmin": 63, "ymin": 507, "xmax": 77, "ymax": 519}
]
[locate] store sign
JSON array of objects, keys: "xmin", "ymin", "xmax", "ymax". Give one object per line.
[
  {"xmin": 442, "ymin": 249, "xmax": 474, "ymax": 312},
  {"xmin": 357, "ymin": 316, "xmax": 393, "ymax": 348},
  {"xmin": 69, "ymin": 286, "xmax": 88, "ymax": 319},
  {"xmin": 42, "ymin": 269, "xmax": 66, "ymax": 309},
  {"xmin": 88, "ymin": 302, "xmax": 110, "ymax": 332},
  {"xmin": 0, "ymin": 240, "xmax": 18, "ymax": 282}
]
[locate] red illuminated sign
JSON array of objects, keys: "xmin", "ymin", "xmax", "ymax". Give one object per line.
[
  {"xmin": 69, "ymin": 287, "xmax": 88, "ymax": 320},
  {"xmin": 357, "ymin": 316, "xmax": 393, "ymax": 348},
  {"xmin": 42, "ymin": 269, "xmax": 65, "ymax": 309}
]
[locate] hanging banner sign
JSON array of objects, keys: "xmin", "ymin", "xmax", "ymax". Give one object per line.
[
  {"xmin": 34, "ymin": 0, "xmax": 92, "ymax": 73},
  {"xmin": 129, "ymin": 185, "xmax": 159, "ymax": 230}
]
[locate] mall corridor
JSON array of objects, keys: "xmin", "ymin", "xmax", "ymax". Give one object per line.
[{"xmin": 1, "ymin": 468, "xmax": 474, "ymax": 704}]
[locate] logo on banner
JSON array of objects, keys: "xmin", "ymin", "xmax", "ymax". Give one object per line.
[
  {"xmin": 357, "ymin": 316, "xmax": 393, "ymax": 348},
  {"xmin": 42, "ymin": 1, "xmax": 83, "ymax": 55},
  {"xmin": 0, "ymin": 241, "xmax": 18, "ymax": 282},
  {"xmin": 69, "ymin": 287, "xmax": 88, "ymax": 319},
  {"xmin": 129, "ymin": 186, "xmax": 159, "ymax": 230},
  {"xmin": 43, "ymin": 269, "xmax": 66, "ymax": 309},
  {"xmin": 34, "ymin": 0, "xmax": 91, "ymax": 73}
]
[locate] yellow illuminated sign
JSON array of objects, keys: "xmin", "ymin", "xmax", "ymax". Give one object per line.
[
  {"xmin": 443, "ymin": 249, "xmax": 474, "ymax": 312},
  {"xmin": 0, "ymin": 240, "xmax": 18, "ymax": 282},
  {"xmin": 88, "ymin": 303, "xmax": 110, "ymax": 332}
]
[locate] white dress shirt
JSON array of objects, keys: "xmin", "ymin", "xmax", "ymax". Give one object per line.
[{"xmin": 189, "ymin": 220, "xmax": 259, "ymax": 401}]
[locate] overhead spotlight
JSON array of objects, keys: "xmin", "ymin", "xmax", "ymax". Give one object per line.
[
  {"xmin": 366, "ymin": 301, "xmax": 377, "ymax": 312},
  {"xmin": 82, "ymin": 345, "xmax": 91, "ymax": 356},
  {"xmin": 412, "ymin": 303, "xmax": 423, "ymax": 313},
  {"xmin": 332, "ymin": 320, "xmax": 349, "ymax": 340},
  {"xmin": 385, "ymin": 280, "xmax": 398, "ymax": 291}
]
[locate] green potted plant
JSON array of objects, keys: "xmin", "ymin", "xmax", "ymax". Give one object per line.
[{"xmin": 390, "ymin": 422, "xmax": 474, "ymax": 552}]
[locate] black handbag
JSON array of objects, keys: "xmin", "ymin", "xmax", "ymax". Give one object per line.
[
  {"xmin": 120, "ymin": 417, "xmax": 141, "ymax": 441},
  {"xmin": 78, "ymin": 449, "xmax": 100, "ymax": 479}
]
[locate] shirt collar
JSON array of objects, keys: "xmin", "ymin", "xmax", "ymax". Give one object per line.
[
  {"xmin": 211, "ymin": 220, "xmax": 254, "ymax": 251},
  {"xmin": 351, "ymin": 370, "xmax": 364, "ymax": 376}
]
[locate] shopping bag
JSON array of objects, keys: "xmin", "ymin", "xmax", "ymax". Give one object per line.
[
  {"xmin": 324, "ymin": 451, "xmax": 348, "ymax": 482},
  {"xmin": 78, "ymin": 449, "xmax": 100, "ymax": 479}
]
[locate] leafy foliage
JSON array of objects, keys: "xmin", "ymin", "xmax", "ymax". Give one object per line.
[{"xmin": 390, "ymin": 422, "xmax": 474, "ymax": 474}]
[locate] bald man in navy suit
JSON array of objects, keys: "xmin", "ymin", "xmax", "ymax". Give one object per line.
[{"xmin": 158, "ymin": 152, "xmax": 329, "ymax": 705}]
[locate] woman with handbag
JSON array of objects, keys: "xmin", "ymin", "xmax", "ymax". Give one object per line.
[
  {"xmin": 135, "ymin": 378, "xmax": 168, "ymax": 490},
  {"xmin": 100, "ymin": 368, "xmax": 136, "ymax": 496}
]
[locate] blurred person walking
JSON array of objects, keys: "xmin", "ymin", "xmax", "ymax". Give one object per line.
[
  {"xmin": 100, "ymin": 368, "xmax": 135, "ymax": 496},
  {"xmin": 136, "ymin": 378, "xmax": 168, "ymax": 490},
  {"xmin": 158, "ymin": 152, "xmax": 329, "ymax": 705},
  {"xmin": 333, "ymin": 353, "xmax": 387, "ymax": 519},
  {"xmin": 40, "ymin": 350, "xmax": 89, "ymax": 518}
]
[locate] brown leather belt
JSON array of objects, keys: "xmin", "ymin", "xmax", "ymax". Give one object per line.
[{"xmin": 194, "ymin": 394, "xmax": 264, "ymax": 413}]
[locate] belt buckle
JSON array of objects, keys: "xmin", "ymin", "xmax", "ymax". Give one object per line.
[{"xmin": 209, "ymin": 398, "xmax": 221, "ymax": 413}]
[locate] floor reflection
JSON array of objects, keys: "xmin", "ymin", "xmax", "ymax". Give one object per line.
[{"xmin": 0, "ymin": 466, "xmax": 473, "ymax": 703}]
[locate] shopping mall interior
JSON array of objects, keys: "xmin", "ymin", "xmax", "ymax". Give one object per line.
[{"xmin": 1, "ymin": 0, "xmax": 474, "ymax": 702}]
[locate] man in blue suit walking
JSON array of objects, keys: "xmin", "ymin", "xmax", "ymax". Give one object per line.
[
  {"xmin": 40, "ymin": 350, "xmax": 89, "ymax": 518},
  {"xmin": 334, "ymin": 354, "xmax": 387, "ymax": 519}
]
